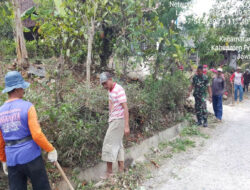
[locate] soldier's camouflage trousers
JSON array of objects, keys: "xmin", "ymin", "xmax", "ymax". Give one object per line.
[{"xmin": 194, "ymin": 96, "xmax": 208, "ymax": 123}]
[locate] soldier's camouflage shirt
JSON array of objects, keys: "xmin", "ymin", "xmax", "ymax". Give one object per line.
[{"xmin": 192, "ymin": 74, "xmax": 209, "ymax": 98}]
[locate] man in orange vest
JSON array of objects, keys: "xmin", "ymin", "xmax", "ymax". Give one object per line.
[{"xmin": 0, "ymin": 71, "xmax": 57, "ymax": 190}]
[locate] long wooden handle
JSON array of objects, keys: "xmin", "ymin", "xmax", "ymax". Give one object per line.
[{"xmin": 55, "ymin": 161, "xmax": 75, "ymax": 190}]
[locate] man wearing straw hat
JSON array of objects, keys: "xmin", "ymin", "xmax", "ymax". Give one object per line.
[{"xmin": 0, "ymin": 71, "xmax": 57, "ymax": 190}]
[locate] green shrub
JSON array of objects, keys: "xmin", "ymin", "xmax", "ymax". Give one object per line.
[
  {"xmin": 50, "ymin": 85, "xmax": 109, "ymax": 167},
  {"xmin": 223, "ymin": 65, "xmax": 233, "ymax": 73},
  {"xmin": 0, "ymin": 40, "xmax": 16, "ymax": 58},
  {"xmin": 26, "ymin": 41, "xmax": 37, "ymax": 58},
  {"xmin": 0, "ymin": 39, "xmax": 55, "ymax": 59},
  {"xmin": 49, "ymin": 102, "xmax": 108, "ymax": 168},
  {"xmin": 47, "ymin": 81, "xmax": 144, "ymax": 168},
  {"xmin": 23, "ymin": 76, "xmax": 110, "ymax": 168},
  {"xmin": 141, "ymin": 71, "xmax": 189, "ymax": 131},
  {"xmin": 37, "ymin": 40, "xmax": 55, "ymax": 58},
  {"xmin": 14, "ymin": 68, "xmax": 189, "ymax": 169},
  {"xmin": 26, "ymin": 40, "xmax": 55, "ymax": 59}
]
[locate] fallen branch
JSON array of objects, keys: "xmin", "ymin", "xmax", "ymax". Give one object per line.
[{"xmin": 150, "ymin": 160, "xmax": 160, "ymax": 168}]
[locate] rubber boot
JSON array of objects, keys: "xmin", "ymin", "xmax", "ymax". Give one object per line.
[
  {"xmin": 196, "ymin": 120, "xmax": 202, "ymax": 126},
  {"xmin": 203, "ymin": 118, "xmax": 208, "ymax": 127}
]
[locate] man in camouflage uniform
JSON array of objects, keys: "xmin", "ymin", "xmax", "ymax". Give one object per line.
[{"xmin": 189, "ymin": 66, "xmax": 212, "ymax": 127}]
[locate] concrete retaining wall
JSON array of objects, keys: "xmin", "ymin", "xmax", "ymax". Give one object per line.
[{"xmin": 57, "ymin": 120, "xmax": 189, "ymax": 189}]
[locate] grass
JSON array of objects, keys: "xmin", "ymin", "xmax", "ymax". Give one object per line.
[
  {"xmin": 0, "ymin": 175, "xmax": 8, "ymax": 190},
  {"xmin": 161, "ymin": 153, "xmax": 173, "ymax": 159},
  {"xmin": 158, "ymin": 127, "xmax": 198, "ymax": 153},
  {"xmin": 181, "ymin": 125, "xmax": 209, "ymax": 139},
  {"xmin": 72, "ymin": 164, "xmax": 146, "ymax": 190},
  {"xmin": 71, "ymin": 118, "xmax": 212, "ymax": 190},
  {"xmin": 169, "ymin": 138, "xmax": 196, "ymax": 152},
  {"xmin": 158, "ymin": 141, "xmax": 169, "ymax": 151},
  {"xmin": 181, "ymin": 113, "xmax": 194, "ymax": 123}
]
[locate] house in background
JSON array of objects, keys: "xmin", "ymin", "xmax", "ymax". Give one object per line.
[
  {"xmin": 20, "ymin": 0, "xmax": 36, "ymax": 40},
  {"xmin": 183, "ymin": 34, "xmax": 241, "ymax": 69},
  {"xmin": 222, "ymin": 51, "xmax": 238, "ymax": 69}
]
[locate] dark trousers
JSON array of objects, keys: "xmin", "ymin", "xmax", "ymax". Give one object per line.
[
  {"xmin": 194, "ymin": 96, "xmax": 208, "ymax": 123},
  {"xmin": 212, "ymin": 95, "xmax": 223, "ymax": 120},
  {"xmin": 244, "ymin": 83, "xmax": 249, "ymax": 92},
  {"xmin": 8, "ymin": 156, "xmax": 51, "ymax": 190}
]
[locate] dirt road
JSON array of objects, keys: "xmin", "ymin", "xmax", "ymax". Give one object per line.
[{"xmin": 142, "ymin": 96, "xmax": 250, "ymax": 190}]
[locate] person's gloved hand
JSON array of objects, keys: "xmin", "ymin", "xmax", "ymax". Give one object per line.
[
  {"xmin": 48, "ymin": 149, "xmax": 58, "ymax": 163},
  {"xmin": 2, "ymin": 162, "xmax": 8, "ymax": 175}
]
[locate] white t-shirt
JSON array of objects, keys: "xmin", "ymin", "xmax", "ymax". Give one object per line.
[{"xmin": 234, "ymin": 72, "xmax": 243, "ymax": 85}]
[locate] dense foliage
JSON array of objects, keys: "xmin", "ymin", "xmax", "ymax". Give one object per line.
[{"xmin": 0, "ymin": 0, "xmax": 249, "ymax": 183}]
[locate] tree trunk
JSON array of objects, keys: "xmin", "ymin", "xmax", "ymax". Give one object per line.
[
  {"xmin": 153, "ymin": 41, "xmax": 164, "ymax": 80},
  {"xmin": 196, "ymin": 51, "xmax": 199, "ymax": 65},
  {"xmin": 122, "ymin": 57, "xmax": 128, "ymax": 82},
  {"xmin": 12, "ymin": 0, "xmax": 29, "ymax": 70},
  {"xmin": 153, "ymin": 55, "xmax": 160, "ymax": 80},
  {"xmin": 55, "ymin": 52, "xmax": 64, "ymax": 106},
  {"xmin": 86, "ymin": 17, "xmax": 95, "ymax": 84}
]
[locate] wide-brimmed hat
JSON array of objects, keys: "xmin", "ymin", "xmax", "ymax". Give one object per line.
[
  {"xmin": 237, "ymin": 67, "xmax": 241, "ymax": 70},
  {"xmin": 2, "ymin": 71, "xmax": 30, "ymax": 93}
]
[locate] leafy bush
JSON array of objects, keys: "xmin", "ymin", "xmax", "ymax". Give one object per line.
[
  {"xmin": 42, "ymin": 81, "xmax": 144, "ymax": 168},
  {"xmin": 0, "ymin": 67, "xmax": 189, "ymax": 169},
  {"xmin": 0, "ymin": 6, "xmax": 13, "ymax": 40},
  {"xmin": 49, "ymin": 85, "xmax": 109, "ymax": 168},
  {"xmin": 0, "ymin": 40, "xmax": 16, "ymax": 58},
  {"xmin": 26, "ymin": 40, "xmax": 55, "ymax": 59},
  {"xmin": 49, "ymin": 102, "xmax": 108, "ymax": 168},
  {"xmin": 140, "ymin": 71, "xmax": 189, "ymax": 131},
  {"xmin": 0, "ymin": 39, "xmax": 55, "ymax": 59},
  {"xmin": 223, "ymin": 65, "xmax": 235, "ymax": 74},
  {"xmin": 26, "ymin": 41, "xmax": 37, "ymax": 58},
  {"xmin": 21, "ymin": 75, "xmax": 108, "ymax": 168},
  {"xmin": 37, "ymin": 40, "xmax": 55, "ymax": 58}
]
